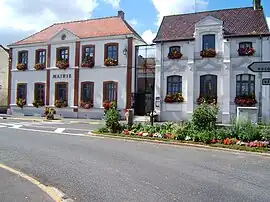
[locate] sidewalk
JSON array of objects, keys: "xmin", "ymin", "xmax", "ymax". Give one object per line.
[{"xmin": 0, "ymin": 167, "xmax": 54, "ymax": 202}]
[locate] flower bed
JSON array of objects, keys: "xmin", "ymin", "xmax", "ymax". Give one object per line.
[
  {"xmin": 164, "ymin": 93, "xmax": 184, "ymax": 103},
  {"xmin": 16, "ymin": 98, "xmax": 26, "ymax": 108},
  {"xmin": 56, "ymin": 60, "xmax": 69, "ymax": 69},
  {"xmin": 238, "ymin": 47, "xmax": 255, "ymax": 56},
  {"xmin": 234, "ymin": 95, "xmax": 257, "ymax": 107},
  {"xmin": 54, "ymin": 100, "xmax": 67, "ymax": 108},
  {"xmin": 197, "ymin": 96, "xmax": 217, "ymax": 105},
  {"xmin": 168, "ymin": 50, "xmax": 183, "ymax": 59},
  {"xmin": 34, "ymin": 63, "xmax": 46, "ymax": 70},
  {"xmin": 104, "ymin": 58, "xmax": 118, "ymax": 66},
  {"xmin": 200, "ymin": 48, "xmax": 216, "ymax": 58},
  {"xmin": 32, "ymin": 99, "xmax": 44, "ymax": 108},
  {"xmin": 81, "ymin": 101, "xmax": 93, "ymax": 109},
  {"xmin": 16, "ymin": 63, "xmax": 27, "ymax": 71}
]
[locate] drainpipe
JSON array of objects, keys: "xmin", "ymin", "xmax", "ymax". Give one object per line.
[
  {"xmin": 258, "ymin": 35, "xmax": 263, "ymax": 122},
  {"xmin": 160, "ymin": 41, "xmax": 164, "ymax": 118}
]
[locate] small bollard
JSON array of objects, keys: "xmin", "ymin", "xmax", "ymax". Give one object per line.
[{"xmin": 126, "ymin": 109, "xmax": 133, "ymax": 127}]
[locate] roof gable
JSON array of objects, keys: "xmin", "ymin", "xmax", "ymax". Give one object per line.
[
  {"xmin": 48, "ymin": 28, "xmax": 79, "ymax": 43},
  {"xmin": 154, "ymin": 7, "xmax": 270, "ymax": 42},
  {"xmin": 195, "ymin": 16, "xmax": 223, "ymax": 27}
]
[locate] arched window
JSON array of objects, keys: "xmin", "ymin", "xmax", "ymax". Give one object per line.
[
  {"xmin": 200, "ymin": 74, "xmax": 217, "ymax": 97},
  {"xmin": 167, "ymin": 75, "xmax": 182, "ymax": 94},
  {"xmin": 236, "ymin": 74, "xmax": 255, "ymax": 96}
]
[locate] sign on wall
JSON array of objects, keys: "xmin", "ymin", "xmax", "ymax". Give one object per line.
[
  {"xmin": 248, "ymin": 62, "xmax": 270, "ymax": 72},
  {"xmin": 52, "ymin": 74, "xmax": 72, "ymax": 79},
  {"xmin": 262, "ymin": 78, "xmax": 270, "ymax": 85}
]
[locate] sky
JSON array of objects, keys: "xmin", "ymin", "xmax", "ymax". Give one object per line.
[{"xmin": 0, "ymin": 0, "xmax": 269, "ymax": 46}]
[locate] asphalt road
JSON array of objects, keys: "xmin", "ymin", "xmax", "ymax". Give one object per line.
[{"xmin": 0, "ymin": 125, "xmax": 270, "ymax": 202}]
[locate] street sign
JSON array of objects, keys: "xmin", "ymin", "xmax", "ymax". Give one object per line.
[
  {"xmin": 262, "ymin": 78, "xmax": 270, "ymax": 85},
  {"xmin": 248, "ymin": 62, "xmax": 270, "ymax": 72}
]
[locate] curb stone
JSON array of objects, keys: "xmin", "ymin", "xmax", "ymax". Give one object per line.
[{"xmin": 88, "ymin": 132, "xmax": 270, "ymax": 158}]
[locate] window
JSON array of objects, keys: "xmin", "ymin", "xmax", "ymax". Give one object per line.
[
  {"xmin": 57, "ymin": 47, "xmax": 69, "ymax": 61},
  {"xmin": 34, "ymin": 83, "xmax": 45, "ymax": 103},
  {"xmin": 82, "ymin": 45, "xmax": 95, "ymax": 61},
  {"xmin": 167, "ymin": 75, "xmax": 182, "ymax": 94},
  {"xmin": 202, "ymin": 34, "xmax": 215, "ymax": 50},
  {"xmin": 200, "ymin": 74, "xmax": 217, "ymax": 97},
  {"xmin": 55, "ymin": 82, "xmax": 68, "ymax": 102},
  {"xmin": 169, "ymin": 46, "xmax": 180, "ymax": 53},
  {"xmin": 36, "ymin": 49, "xmax": 46, "ymax": 64},
  {"xmin": 236, "ymin": 74, "xmax": 255, "ymax": 96},
  {"xmin": 17, "ymin": 83, "xmax": 27, "ymax": 100},
  {"xmin": 81, "ymin": 82, "xmax": 94, "ymax": 103},
  {"xmin": 103, "ymin": 81, "xmax": 117, "ymax": 102},
  {"xmin": 239, "ymin": 42, "xmax": 252, "ymax": 49},
  {"xmin": 105, "ymin": 43, "xmax": 118, "ymax": 60},
  {"xmin": 18, "ymin": 51, "xmax": 28, "ymax": 64}
]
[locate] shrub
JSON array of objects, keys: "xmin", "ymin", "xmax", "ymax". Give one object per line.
[
  {"xmin": 44, "ymin": 107, "xmax": 56, "ymax": 120},
  {"xmin": 236, "ymin": 120, "xmax": 261, "ymax": 142},
  {"xmin": 215, "ymin": 128, "xmax": 231, "ymax": 140},
  {"xmin": 105, "ymin": 108, "xmax": 121, "ymax": 133},
  {"xmin": 197, "ymin": 130, "xmax": 215, "ymax": 144},
  {"xmin": 98, "ymin": 127, "xmax": 109, "ymax": 133},
  {"xmin": 260, "ymin": 126, "xmax": 270, "ymax": 141},
  {"xmin": 192, "ymin": 103, "xmax": 218, "ymax": 131}
]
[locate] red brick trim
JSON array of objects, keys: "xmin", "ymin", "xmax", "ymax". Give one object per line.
[
  {"xmin": 35, "ymin": 49, "xmax": 46, "ymax": 66},
  {"xmin": 104, "ymin": 43, "xmax": 119, "ymax": 64},
  {"xmin": 8, "ymin": 48, "xmax": 12, "ymax": 108},
  {"xmin": 46, "ymin": 45, "xmax": 51, "ymax": 106},
  {"xmin": 81, "ymin": 44, "xmax": 95, "ymax": 64},
  {"xmin": 103, "ymin": 81, "xmax": 118, "ymax": 103},
  {"xmin": 126, "ymin": 37, "xmax": 133, "ymax": 109},
  {"xmin": 74, "ymin": 42, "xmax": 80, "ymax": 112}
]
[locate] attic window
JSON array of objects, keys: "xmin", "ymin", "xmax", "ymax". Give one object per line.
[{"xmin": 61, "ymin": 34, "xmax": 66, "ymax": 40}]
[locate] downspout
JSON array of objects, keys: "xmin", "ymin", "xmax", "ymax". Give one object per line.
[
  {"xmin": 159, "ymin": 41, "xmax": 164, "ymax": 117},
  {"xmin": 259, "ymin": 35, "xmax": 263, "ymax": 122}
]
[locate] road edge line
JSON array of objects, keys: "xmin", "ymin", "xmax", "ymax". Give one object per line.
[{"xmin": 0, "ymin": 163, "xmax": 73, "ymax": 202}]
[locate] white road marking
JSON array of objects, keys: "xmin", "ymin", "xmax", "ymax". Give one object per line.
[
  {"xmin": 0, "ymin": 125, "xmax": 7, "ymax": 128},
  {"xmin": 54, "ymin": 128, "xmax": 65, "ymax": 133},
  {"xmin": 11, "ymin": 125, "xmax": 22, "ymax": 129}
]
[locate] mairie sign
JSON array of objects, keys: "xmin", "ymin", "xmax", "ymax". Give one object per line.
[{"xmin": 248, "ymin": 62, "xmax": 270, "ymax": 72}]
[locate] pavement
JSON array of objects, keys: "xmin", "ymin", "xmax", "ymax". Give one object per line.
[{"xmin": 0, "ymin": 167, "xmax": 54, "ymax": 202}]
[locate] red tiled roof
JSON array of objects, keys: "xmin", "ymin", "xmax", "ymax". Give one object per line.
[
  {"xmin": 153, "ymin": 7, "xmax": 270, "ymax": 42},
  {"xmin": 13, "ymin": 16, "xmax": 141, "ymax": 45}
]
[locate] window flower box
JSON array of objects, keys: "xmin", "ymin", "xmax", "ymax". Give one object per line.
[
  {"xmin": 164, "ymin": 93, "xmax": 184, "ymax": 103},
  {"xmin": 80, "ymin": 101, "xmax": 93, "ymax": 109},
  {"xmin": 200, "ymin": 48, "xmax": 216, "ymax": 58},
  {"xmin": 81, "ymin": 58, "xmax": 94, "ymax": 68},
  {"xmin": 168, "ymin": 50, "xmax": 183, "ymax": 59},
  {"xmin": 32, "ymin": 99, "xmax": 44, "ymax": 108},
  {"xmin": 234, "ymin": 95, "xmax": 257, "ymax": 107},
  {"xmin": 104, "ymin": 58, "xmax": 118, "ymax": 66},
  {"xmin": 197, "ymin": 96, "xmax": 217, "ymax": 105},
  {"xmin": 56, "ymin": 60, "xmax": 69, "ymax": 69},
  {"xmin": 238, "ymin": 47, "xmax": 255, "ymax": 56},
  {"xmin": 54, "ymin": 100, "xmax": 68, "ymax": 108},
  {"xmin": 16, "ymin": 98, "xmax": 26, "ymax": 108},
  {"xmin": 16, "ymin": 63, "xmax": 27, "ymax": 71},
  {"xmin": 34, "ymin": 63, "xmax": 46, "ymax": 70}
]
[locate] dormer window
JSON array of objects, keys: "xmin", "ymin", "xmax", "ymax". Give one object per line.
[
  {"xmin": 238, "ymin": 42, "xmax": 255, "ymax": 56},
  {"xmin": 56, "ymin": 47, "xmax": 69, "ymax": 69},
  {"xmin": 202, "ymin": 34, "xmax": 215, "ymax": 50},
  {"xmin": 168, "ymin": 46, "xmax": 182, "ymax": 59}
]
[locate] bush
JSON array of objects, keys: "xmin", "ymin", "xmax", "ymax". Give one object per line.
[
  {"xmin": 98, "ymin": 127, "xmax": 109, "ymax": 133},
  {"xmin": 192, "ymin": 103, "xmax": 218, "ymax": 131},
  {"xmin": 215, "ymin": 128, "xmax": 231, "ymax": 140},
  {"xmin": 236, "ymin": 120, "xmax": 261, "ymax": 142},
  {"xmin": 105, "ymin": 108, "xmax": 121, "ymax": 133},
  {"xmin": 197, "ymin": 130, "xmax": 215, "ymax": 144},
  {"xmin": 44, "ymin": 107, "xmax": 56, "ymax": 120},
  {"xmin": 260, "ymin": 126, "xmax": 270, "ymax": 141}
]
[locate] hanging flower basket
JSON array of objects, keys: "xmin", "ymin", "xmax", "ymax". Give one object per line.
[
  {"xmin": 168, "ymin": 50, "xmax": 183, "ymax": 59},
  {"xmin": 200, "ymin": 48, "xmax": 216, "ymax": 58},
  {"xmin": 32, "ymin": 99, "xmax": 44, "ymax": 108},
  {"xmin": 197, "ymin": 96, "xmax": 217, "ymax": 105},
  {"xmin": 238, "ymin": 47, "xmax": 255, "ymax": 56},
  {"xmin": 34, "ymin": 63, "xmax": 46, "ymax": 70},
  {"xmin": 56, "ymin": 60, "xmax": 69, "ymax": 69},
  {"xmin": 81, "ymin": 58, "xmax": 94, "ymax": 68},
  {"xmin": 16, "ymin": 98, "xmax": 26, "ymax": 108},
  {"xmin": 80, "ymin": 101, "xmax": 93, "ymax": 109},
  {"xmin": 164, "ymin": 93, "xmax": 184, "ymax": 103},
  {"xmin": 104, "ymin": 58, "xmax": 118, "ymax": 66},
  {"xmin": 16, "ymin": 63, "xmax": 27, "ymax": 71},
  {"xmin": 234, "ymin": 95, "xmax": 257, "ymax": 107},
  {"xmin": 54, "ymin": 100, "xmax": 68, "ymax": 108}
]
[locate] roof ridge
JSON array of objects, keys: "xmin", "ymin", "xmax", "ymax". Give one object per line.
[
  {"xmin": 53, "ymin": 16, "xmax": 120, "ymax": 26},
  {"xmin": 164, "ymin": 6, "xmax": 253, "ymax": 18}
]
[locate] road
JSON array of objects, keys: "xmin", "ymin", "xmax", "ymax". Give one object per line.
[{"xmin": 0, "ymin": 119, "xmax": 270, "ymax": 202}]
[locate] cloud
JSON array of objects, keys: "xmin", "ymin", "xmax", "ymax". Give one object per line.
[
  {"xmin": 128, "ymin": 19, "xmax": 138, "ymax": 26},
  {"xmin": 103, "ymin": 0, "xmax": 120, "ymax": 9},
  {"xmin": 267, "ymin": 17, "xmax": 270, "ymax": 30},
  {"xmin": 152, "ymin": 0, "xmax": 209, "ymax": 25},
  {"xmin": 141, "ymin": 30, "xmax": 156, "ymax": 44}
]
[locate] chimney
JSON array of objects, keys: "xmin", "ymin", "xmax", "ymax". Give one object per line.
[
  {"xmin": 118, "ymin": 10, "xmax": 125, "ymax": 20},
  {"xmin": 253, "ymin": 0, "xmax": 262, "ymax": 10}
]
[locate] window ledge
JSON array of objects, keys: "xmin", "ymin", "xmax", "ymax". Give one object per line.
[{"xmin": 11, "ymin": 69, "xmax": 47, "ymax": 72}]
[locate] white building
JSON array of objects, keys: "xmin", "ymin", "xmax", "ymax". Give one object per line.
[
  {"xmin": 153, "ymin": 0, "xmax": 270, "ymax": 123},
  {"xmin": 7, "ymin": 11, "xmax": 145, "ymax": 118},
  {"xmin": 0, "ymin": 45, "xmax": 9, "ymax": 112}
]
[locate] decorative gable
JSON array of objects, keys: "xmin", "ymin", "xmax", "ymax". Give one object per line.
[
  {"xmin": 195, "ymin": 16, "xmax": 223, "ymax": 27},
  {"xmin": 48, "ymin": 28, "xmax": 79, "ymax": 43}
]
